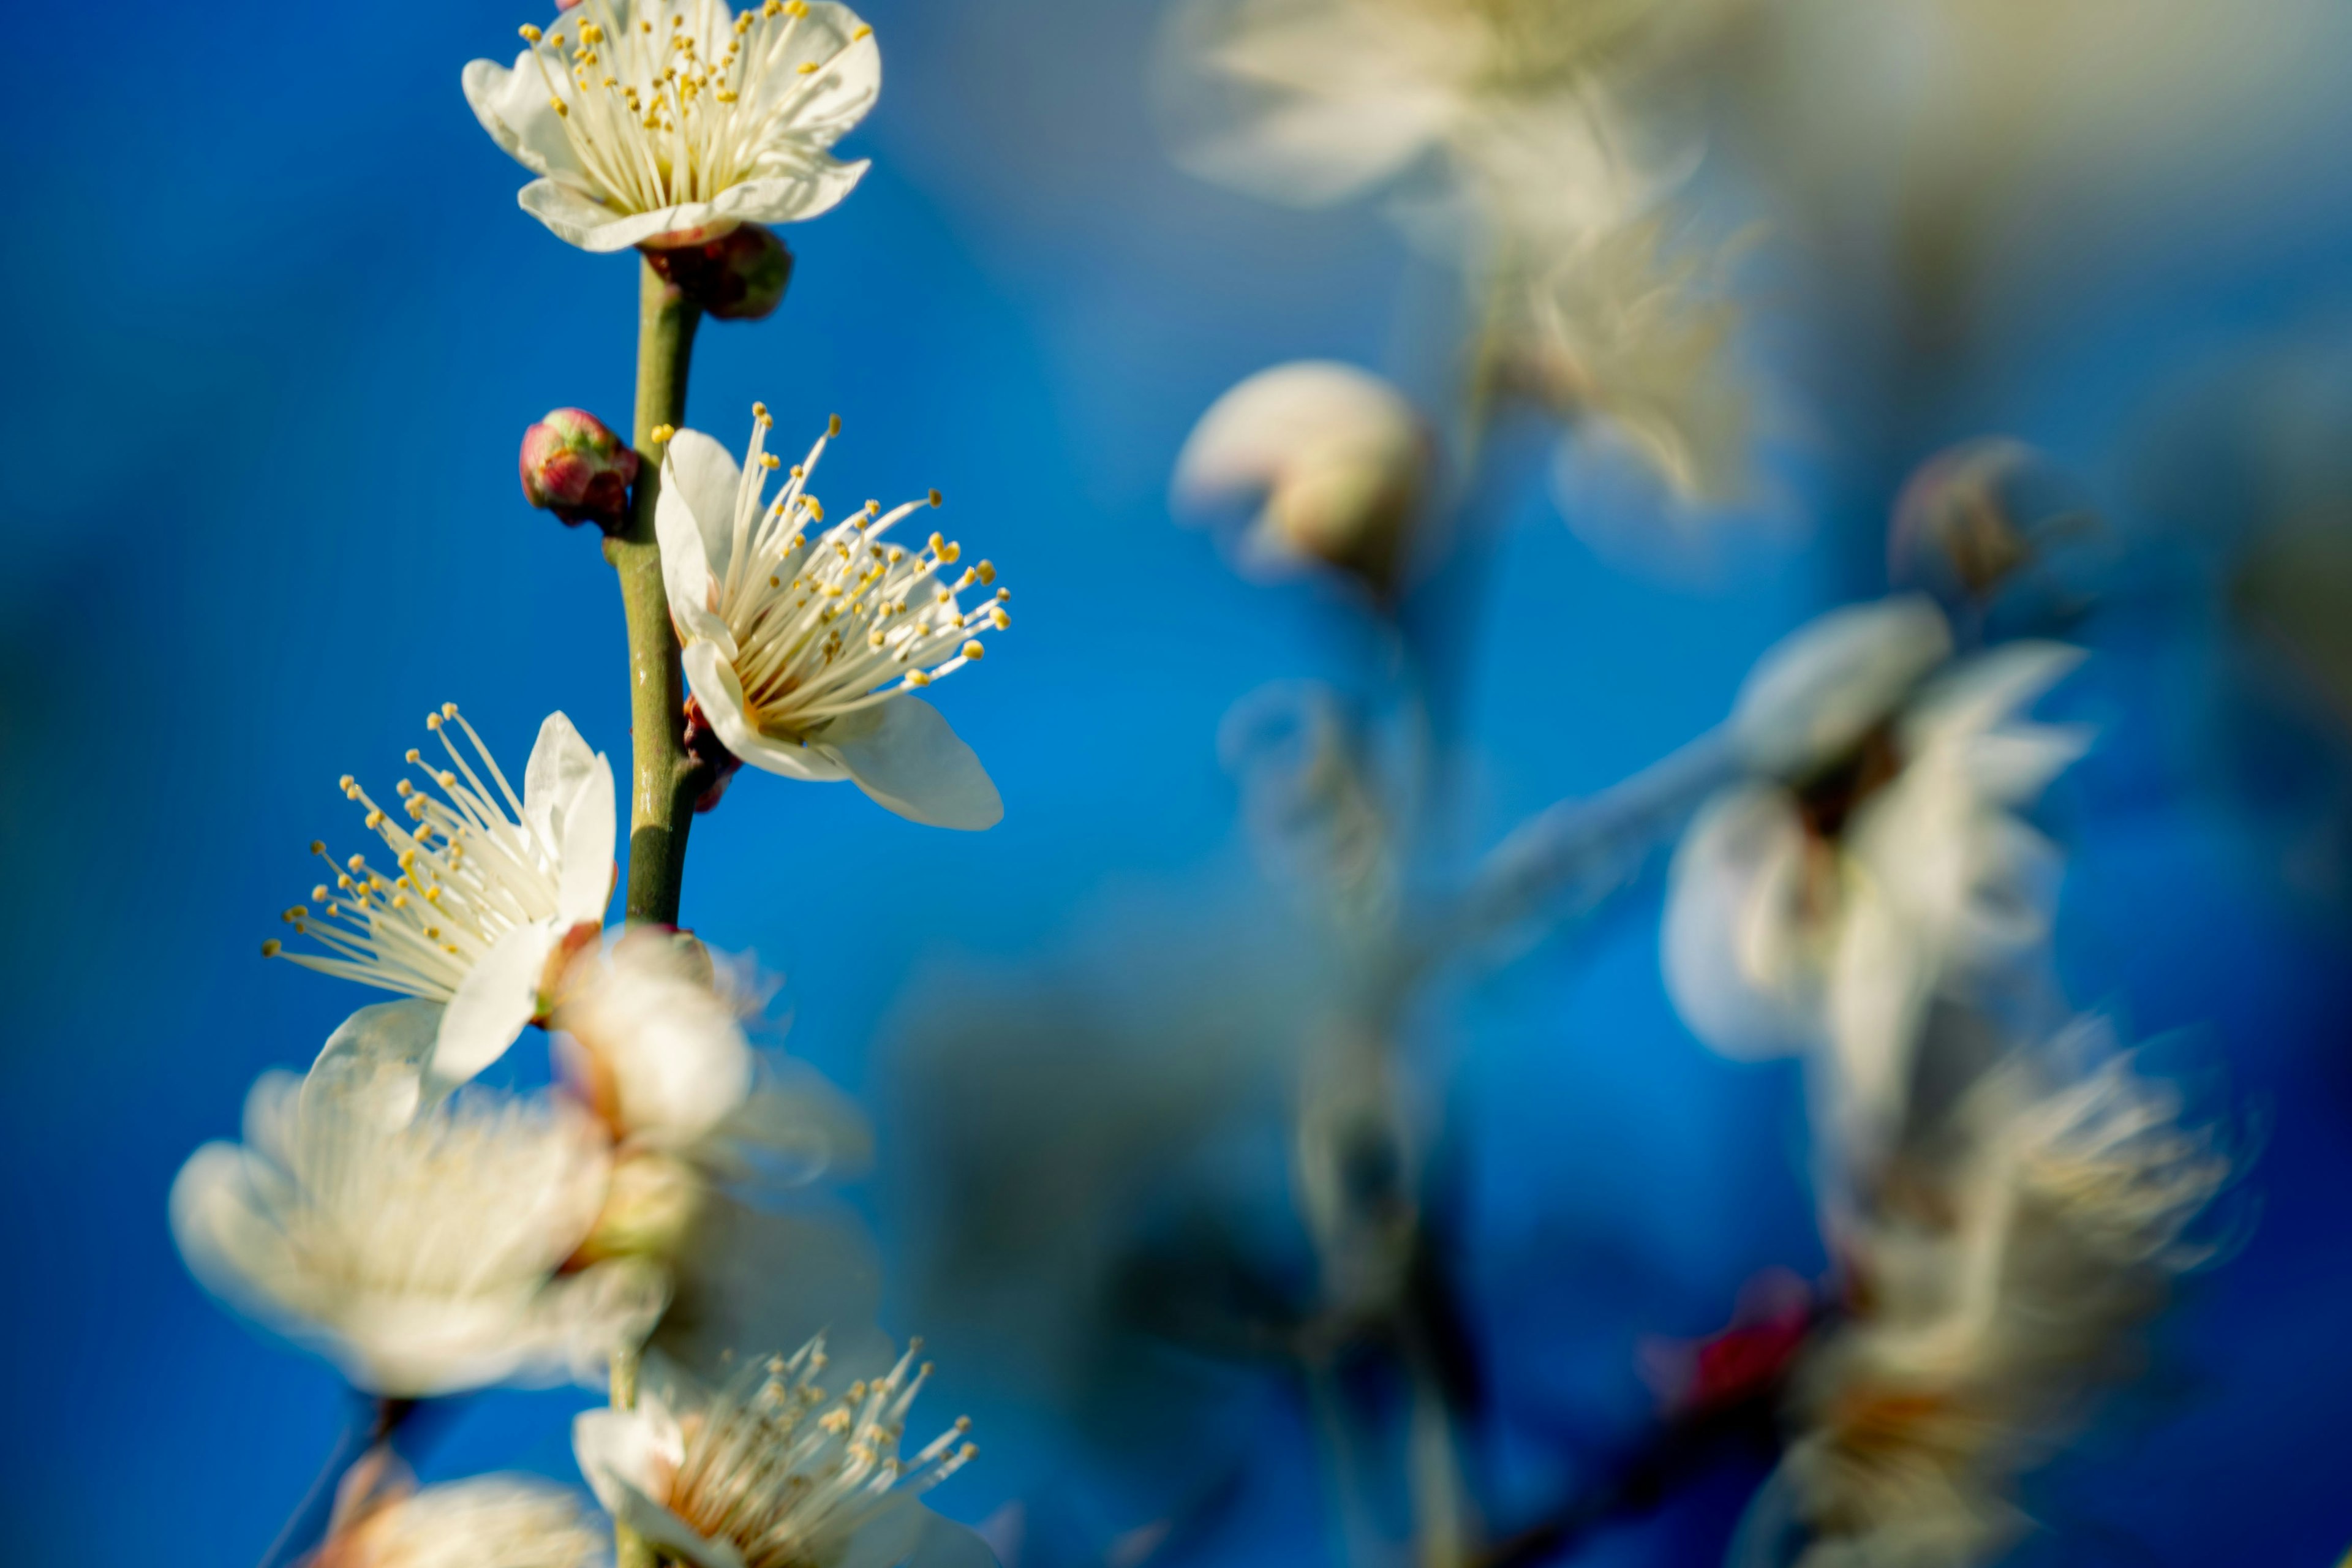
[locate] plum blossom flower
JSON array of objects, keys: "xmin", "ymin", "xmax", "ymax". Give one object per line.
[
  {"xmin": 575, "ymin": 1337, "xmax": 988, "ymax": 1568},
  {"xmin": 464, "ymin": 0, "xmax": 880, "ymax": 253},
  {"xmin": 266, "ymin": 705, "xmax": 615, "ymax": 1086},
  {"xmin": 313, "ymin": 1450, "xmax": 608, "ymax": 1568},
  {"xmin": 1773, "ymin": 1038, "xmax": 2231, "ymax": 1567},
  {"xmin": 1662, "ymin": 597, "xmax": 2090, "ymax": 1166},
  {"xmin": 656, "ymin": 406, "xmax": 1006, "ymax": 829},
  {"xmin": 549, "ymin": 925, "xmax": 870, "ymax": 1260},
  {"xmin": 170, "ymin": 1002, "xmax": 664, "ymax": 1397},
  {"xmin": 1175, "ymin": 361, "xmax": 1429, "ymax": 598}
]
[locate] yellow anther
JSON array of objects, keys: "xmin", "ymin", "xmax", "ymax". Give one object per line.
[
  {"xmin": 888, "ymin": 546, "xmax": 906, "ymax": 564},
  {"xmin": 807, "ymin": 497, "xmax": 824, "ymax": 521},
  {"xmin": 650, "ymin": 423, "xmax": 676, "ymax": 443},
  {"xmin": 519, "ymin": 23, "xmax": 542, "ymax": 41},
  {"xmin": 551, "ymin": 97, "xmax": 569, "ymax": 116},
  {"xmin": 827, "ymin": 413, "xmax": 842, "ymax": 436},
  {"xmin": 927, "ymin": 488, "xmax": 943, "ymax": 508},
  {"xmin": 927, "ymin": 531, "xmax": 946, "ymax": 555},
  {"xmin": 853, "ymin": 23, "xmax": 873, "ymax": 39},
  {"xmin": 312, "ymin": 885, "xmax": 331, "ymax": 902},
  {"xmin": 549, "ymin": 31, "xmax": 565, "ymax": 47},
  {"xmin": 347, "ymin": 854, "xmax": 367, "ymax": 872},
  {"xmin": 262, "ymin": 940, "xmax": 282, "ymax": 958},
  {"xmin": 995, "ymin": 587, "xmax": 1011, "ymax": 601},
  {"xmin": 990, "ymin": 606, "xmax": 1011, "ymax": 629},
  {"xmin": 761, "ymin": 452, "xmax": 782, "ymax": 470},
  {"xmin": 391, "ymin": 892, "xmax": 409, "ymax": 909},
  {"xmin": 338, "ymin": 774, "xmax": 355, "ymax": 791},
  {"xmin": 752, "ymin": 401, "xmax": 770, "ymax": 423},
  {"xmin": 395, "ymin": 779, "xmax": 414, "ymax": 797},
  {"xmin": 310, "ymin": 840, "xmax": 326, "ymax": 855},
  {"xmin": 438, "ymin": 771, "xmax": 458, "ymax": 788},
  {"xmin": 365, "ymin": 809, "xmax": 385, "ymax": 830},
  {"xmin": 908, "ymin": 669, "xmax": 933, "ymax": 687},
  {"xmin": 580, "ymin": 20, "xmax": 603, "ymax": 42},
  {"xmin": 441, "ymin": 702, "xmax": 459, "ymax": 718},
  {"xmin": 865, "ymin": 499, "xmax": 881, "ymax": 516},
  {"xmin": 404, "ymin": 748, "xmax": 422, "ymax": 764},
  {"xmin": 398, "ymin": 850, "xmax": 417, "ymax": 870},
  {"xmin": 976, "ymin": 560, "xmax": 996, "ymax": 584},
  {"xmin": 426, "ymin": 712, "xmax": 443, "ymax": 729},
  {"xmin": 284, "ymin": 906, "xmax": 308, "ymax": 922},
  {"xmin": 962, "ymin": 641, "xmax": 985, "ymax": 660}
]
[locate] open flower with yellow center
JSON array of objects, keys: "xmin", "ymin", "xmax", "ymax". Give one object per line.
[
  {"xmin": 170, "ymin": 1002, "xmax": 665, "ymax": 1397},
  {"xmin": 464, "ymin": 0, "xmax": 880, "ymax": 253},
  {"xmin": 656, "ymin": 406, "xmax": 1006, "ymax": 829},
  {"xmin": 266, "ymin": 706, "xmax": 615, "ymax": 1087},
  {"xmin": 574, "ymin": 1337, "xmax": 986, "ymax": 1568}
]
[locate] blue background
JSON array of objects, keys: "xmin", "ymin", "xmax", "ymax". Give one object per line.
[{"xmin": 5, "ymin": 2, "xmax": 2352, "ymax": 1563}]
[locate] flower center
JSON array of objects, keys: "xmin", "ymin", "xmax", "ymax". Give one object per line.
[
  {"xmin": 707, "ymin": 405, "xmax": 1010, "ymax": 739},
  {"xmin": 518, "ymin": 0, "xmax": 872, "ymax": 216},
  {"xmin": 668, "ymin": 1338, "xmax": 975, "ymax": 1568},
  {"xmin": 265, "ymin": 704, "xmax": 566, "ymax": 1001}
]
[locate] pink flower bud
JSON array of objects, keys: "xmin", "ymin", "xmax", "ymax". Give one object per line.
[
  {"xmin": 520, "ymin": 409, "xmax": 639, "ymax": 531},
  {"xmin": 683, "ymin": 696, "xmax": 745, "ymax": 813},
  {"xmin": 643, "ymin": 225, "xmax": 796, "ymax": 322}
]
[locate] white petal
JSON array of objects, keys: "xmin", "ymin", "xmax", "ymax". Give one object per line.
[
  {"xmin": 430, "ymin": 921, "xmax": 557, "ymax": 1085},
  {"xmin": 514, "ymin": 181, "xmax": 722, "ymax": 254},
  {"xmin": 660, "ymin": 429, "xmax": 743, "ymax": 601},
  {"xmin": 554, "ymin": 754, "xmax": 617, "ymax": 930},
  {"xmin": 1822, "ymin": 873, "xmax": 1936, "ymax": 1166},
  {"xmin": 680, "ymin": 641, "xmax": 850, "ymax": 784},
  {"xmin": 170, "ymin": 1142, "xmax": 297, "ymax": 1324},
  {"xmin": 306, "ymin": 999, "xmax": 445, "ymax": 1126},
  {"xmin": 817, "ymin": 697, "xmax": 1002, "ymax": 829},
  {"xmin": 573, "ymin": 1404, "xmax": 683, "ymax": 1513},
  {"xmin": 1731, "ymin": 596, "xmax": 1952, "ymax": 777},
  {"xmin": 903, "ymin": 1511, "xmax": 1003, "ymax": 1568},
  {"xmin": 461, "ymin": 55, "xmax": 584, "ymax": 181},
  {"xmin": 752, "ymin": 5, "xmax": 881, "ymax": 143},
  {"xmin": 1662, "ymin": 787, "xmax": 1815, "ymax": 1058},
  {"xmin": 524, "ymin": 710, "xmax": 600, "ymax": 848},
  {"xmin": 701, "ymin": 162, "xmax": 872, "ymax": 227}
]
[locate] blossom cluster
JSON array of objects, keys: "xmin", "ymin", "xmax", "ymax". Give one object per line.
[{"xmin": 173, "ymin": 5, "xmax": 1000, "ymax": 1564}]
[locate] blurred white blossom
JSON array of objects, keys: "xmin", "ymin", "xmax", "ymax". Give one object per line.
[
  {"xmin": 314, "ymin": 1452, "xmax": 607, "ymax": 1568},
  {"xmin": 657, "ymin": 407, "xmax": 1005, "ymax": 829},
  {"xmin": 464, "ymin": 0, "xmax": 880, "ymax": 253},
  {"xmin": 574, "ymin": 1338, "xmax": 989, "ymax": 1568},
  {"xmin": 171, "ymin": 1001, "xmax": 663, "ymax": 1396},
  {"xmin": 268, "ymin": 705, "xmax": 616, "ymax": 1087},
  {"xmin": 1175, "ymin": 361, "xmax": 1429, "ymax": 597},
  {"xmin": 1771, "ymin": 1038, "xmax": 2231, "ymax": 1567},
  {"xmin": 1664, "ymin": 597, "xmax": 2089, "ymax": 1165}
]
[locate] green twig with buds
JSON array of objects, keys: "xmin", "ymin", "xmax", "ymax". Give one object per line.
[{"xmin": 612, "ymin": 258, "xmax": 710, "ymax": 929}]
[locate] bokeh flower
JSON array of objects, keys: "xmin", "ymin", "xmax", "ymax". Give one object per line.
[
  {"xmin": 314, "ymin": 1450, "xmax": 608, "ymax": 1568},
  {"xmin": 1175, "ymin": 360, "xmax": 1429, "ymax": 599},
  {"xmin": 1662, "ymin": 597, "xmax": 2090, "ymax": 1165},
  {"xmin": 1775, "ymin": 1039, "xmax": 2231, "ymax": 1566},
  {"xmin": 573, "ymin": 1337, "xmax": 986, "ymax": 1568},
  {"xmin": 267, "ymin": 705, "xmax": 615, "ymax": 1086},
  {"xmin": 464, "ymin": 0, "xmax": 880, "ymax": 253},
  {"xmin": 171, "ymin": 1001, "xmax": 663, "ymax": 1396},
  {"xmin": 656, "ymin": 406, "xmax": 1006, "ymax": 829}
]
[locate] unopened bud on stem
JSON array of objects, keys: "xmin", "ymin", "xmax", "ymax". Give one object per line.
[
  {"xmin": 643, "ymin": 225, "xmax": 795, "ymax": 322},
  {"xmin": 520, "ymin": 408, "xmax": 639, "ymax": 532}
]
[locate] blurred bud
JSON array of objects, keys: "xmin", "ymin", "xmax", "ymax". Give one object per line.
[
  {"xmin": 1174, "ymin": 360, "xmax": 1429, "ymax": 602},
  {"xmin": 1890, "ymin": 438, "xmax": 2105, "ymax": 635},
  {"xmin": 643, "ymin": 225, "xmax": 796, "ymax": 321},
  {"xmin": 581, "ymin": 1150, "xmax": 707, "ymax": 1262},
  {"xmin": 521, "ymin": 409, "xmax": 639, "ymax": 532}
]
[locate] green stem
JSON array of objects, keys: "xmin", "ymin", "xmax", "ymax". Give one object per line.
[
  {"xmin": 611, "ymin": 1344, "xmax": 655, "ymax": 1568},
  {"xmin": 609, "ymin": 258, "xmax": 707, "ymax": 927}
]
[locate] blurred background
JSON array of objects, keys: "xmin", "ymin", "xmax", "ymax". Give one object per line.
[{"xmin": 6, "ymin": 0, "xmax": 2352, "ymax": 1563}]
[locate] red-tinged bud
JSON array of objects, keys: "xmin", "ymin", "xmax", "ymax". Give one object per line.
[
  {"xmin": 683, "ymin": 696, "xmax": 745, "ymax": 814},
  {"xmin": 1643, "ymin": 1268, "xmax": 1817, "ymax": 1417},
  {"xmin": 643, "ymin": 225, "xmax": 795, "ymax": 322},
  {"xmin": 521, "ymin": 409, "xmax": 639, "ymax": 532}
]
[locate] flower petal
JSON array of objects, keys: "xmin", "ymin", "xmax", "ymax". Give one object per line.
[
  {"xmin": 306, "ymin": 999, "xmax": 445, "ymax": 1126},
  {"xmin": 573, "ymin": 1404, "xmax": 684, "ymax": 1515},
  {"xmin": 817, "ymin": 697, "xmax": 1002, "ymax": 829},
  {"xmin": 1662, "ymin": 786, "xmax": 1814, "ymax": 1059},
  {"xmin": 431, "ymin": 920, "xmax": 558, "ymax": 1085},
  {"xmin": 1731, "ymin": 596, "xmax": 1952, "ymax": 778},
  {"xmin": 660, "ymin": 428, "xmax": 744, "ymax": 603},
  {"xmin": 461, "ymin": 55, "xmax": 584, "ymax": 181},
  {"xmin": 680, "ymin": 642, "xmax": 850, "ymax": 784},
  {"xmin": 524, "ymin": 710, "xmax": 600, "ymax": 848},
  {"xmin": 554, "ymin": 753, "xmax": 617, "ymax": 930}
]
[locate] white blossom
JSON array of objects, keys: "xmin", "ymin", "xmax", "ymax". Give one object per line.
[
  {"xmin": 464, "ymin": 0, "xmax": 880, "ymax": 253},
  {"xmin": 1663, "ymin": 597, "xmax": 2089, "ymax": 1164},
  {"xmin": 170, "ymin": 1001, "xmax": 663, "ymax": 1397},
  {"xmin": 1775, "ymin": 1038, "xmax": 2230, "ymax": 1567},
  {"xmin": 266, "ymin": 705, "xmax": 616, "ymax": 1086},
  {"xmin": 1175, "ymin": 360, "xmax": 1428, "ymax": 595},
  {"xmin": 574, "ymin": 1338, "xmax": 986, "ymax": 1568},
  {"xmin": 315, "ymin": 1457, "xmax": 608, "ymax": 1568},
  {"xmin": 657, "ymin": 407, "xmax": 1005, "ymax": 829}
]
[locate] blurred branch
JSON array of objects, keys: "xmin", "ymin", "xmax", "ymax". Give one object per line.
[{"xmin": 255, "ymin": 1395, "xmax": 417, "ymax": 1568}]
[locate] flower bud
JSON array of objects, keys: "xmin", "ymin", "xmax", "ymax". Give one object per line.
[
  {"xmin": 1174, "ymin": 361, "xmax": 1429, "ymax": 603},
  {"xmin": 579, "ymin": 1150, "xmax": 706, "ymax": 1262},
  {"xmin": 643, "ymin": 225, "xmax": 796, "ymax": 322},
  {"xmin": 521, "ymin": 408, "xmax": 639, "ymax": 532},
  {"xmin": 1889, "ymin": 438, "xmax": 2105, "ymax": 636},
  {"xmin": 682, "ymin": 696, "xmax": 745, "ymax": 813}
]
